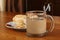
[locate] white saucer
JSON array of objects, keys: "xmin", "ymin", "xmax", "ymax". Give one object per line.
[{"xmin": 5, "ymin": 21, "xmax": 26, "ymax": 30}]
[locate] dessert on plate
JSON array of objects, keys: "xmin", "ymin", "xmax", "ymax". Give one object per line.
[{"xmin": 13, "ymin": 15, "xmax": 26, "ymax": 28}]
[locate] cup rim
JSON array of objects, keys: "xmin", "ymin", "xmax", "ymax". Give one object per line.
[{"xmin": 26, "ymin": 10, "xmax": 46, "ymax": 13}]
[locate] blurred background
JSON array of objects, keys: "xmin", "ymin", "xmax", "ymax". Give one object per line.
[{"xmin": 0, "ymin": 0, "xmax": 60, "ymax": 16}]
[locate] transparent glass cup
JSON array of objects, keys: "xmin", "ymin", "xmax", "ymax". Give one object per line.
[{"xmin": 26, "ymin": 10, "xmax": 54, "ymax": 37}]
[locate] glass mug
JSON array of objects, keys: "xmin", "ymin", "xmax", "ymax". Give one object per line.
[{"xmin": 26, "ymin": 10, "xmax": 54, "ymax": 37}]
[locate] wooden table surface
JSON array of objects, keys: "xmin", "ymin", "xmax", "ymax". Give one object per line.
[{"xmin": 0, "ymin": 12, "xmax": 60, "ymax": 40}]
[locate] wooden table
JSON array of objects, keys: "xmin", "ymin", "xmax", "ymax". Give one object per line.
[{"xmin": 0, "ymin": 12, "xmax": 60, "ymax": 40}]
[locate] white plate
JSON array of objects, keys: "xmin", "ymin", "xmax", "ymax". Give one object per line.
[{"xmin": 5, "ymin": 21, "xmax": 26, "ymax": 30}]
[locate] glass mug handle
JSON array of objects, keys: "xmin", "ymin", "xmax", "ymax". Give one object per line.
[{"xmin": 46, "ymin": 15, "xmax": 54, "ymax": 32}]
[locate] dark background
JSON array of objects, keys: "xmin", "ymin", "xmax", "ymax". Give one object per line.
[{"xmin": 6, "ymin": 0, "xmax": 60, "ymax": 16}]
